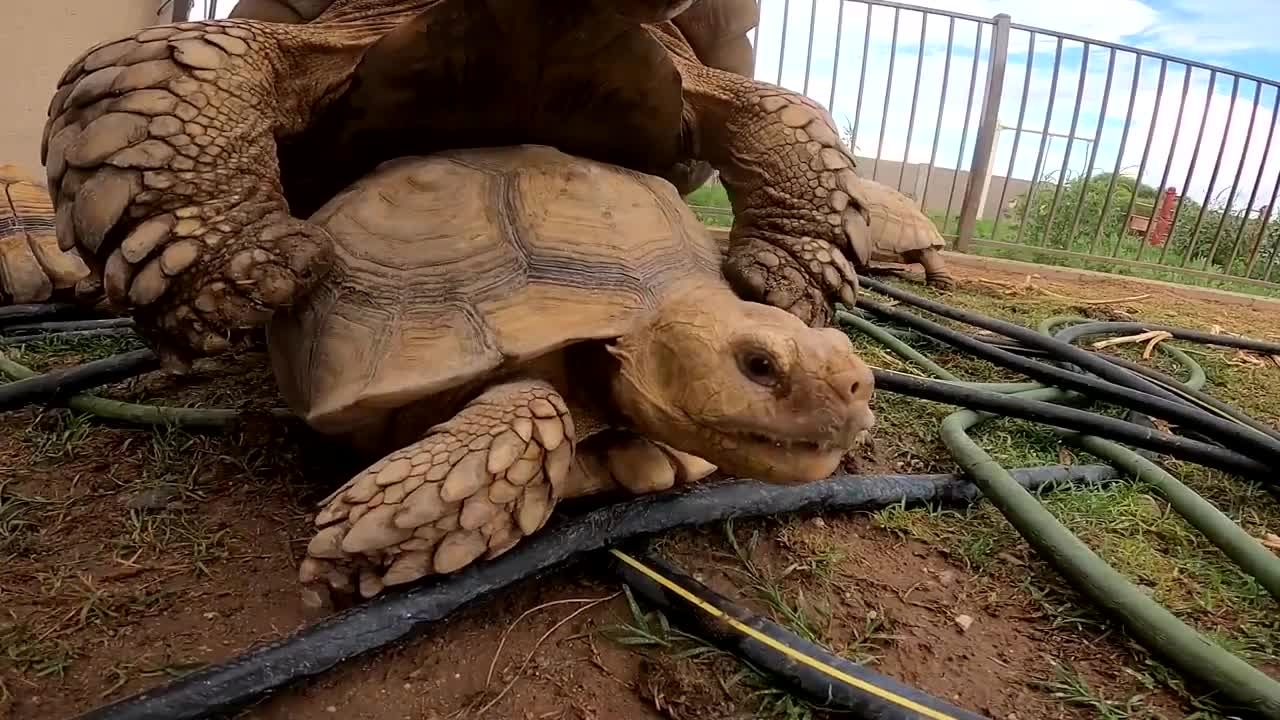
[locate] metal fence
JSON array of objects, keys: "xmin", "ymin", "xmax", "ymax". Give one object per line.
[
  {"xmin": 732, "ymin": 0, "xmax": 1280, "ymax": 293},
  {"xmin": 188, "ymin": 1, "xmax": 1280, "ymax": 293}
]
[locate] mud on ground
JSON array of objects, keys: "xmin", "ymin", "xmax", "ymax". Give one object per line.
[{"xmin": 2, "ymin": 266, "xmax": 1278, "ymax": 720}]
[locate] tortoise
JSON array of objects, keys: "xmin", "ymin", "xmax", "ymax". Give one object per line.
[
  {"xmin": 34, "ymin": 0, "xmax": 879, "ymax": 370},
  {"xmin": 854, "ymin": 175, "xmax": 956, "ymax": 291},
  {"xmin": 0, "ymin": 164, "xmax": 93, "ymax": 304},
  {"xmin": 271, "ymin": 145, "xmax": 876, "ymax": 607}
]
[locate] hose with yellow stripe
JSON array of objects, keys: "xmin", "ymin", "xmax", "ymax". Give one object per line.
[{"xmin": 610, "ymin": 548, "xmax": 989, "ymax": 720}]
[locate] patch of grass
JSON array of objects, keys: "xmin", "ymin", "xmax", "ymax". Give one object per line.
[
  {"xmin": 1031, "ymin": 662, "xmax": 1157, "ymax": 719},
  {"xmin": 0, "ymin": 621, "xmax": 80, "ymax": 679}
]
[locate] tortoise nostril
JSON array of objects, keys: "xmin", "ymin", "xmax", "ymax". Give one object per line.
[{"xmin": 849, "ymin": 381, "xmax": 860, "ymax": 398}]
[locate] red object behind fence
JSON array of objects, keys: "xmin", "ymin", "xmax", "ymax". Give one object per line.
[{"xmin": 1150, "ymin": 187, "xmax": 1177, "ymax": 246}]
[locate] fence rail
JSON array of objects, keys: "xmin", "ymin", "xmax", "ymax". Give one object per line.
[
  {"xmin": 736, "ymin": 0, "xmax": 1280, "ymax": 295},
  {"xmin": 191, "ymin": 0, "xmax": 1280, "ymax": 296}
]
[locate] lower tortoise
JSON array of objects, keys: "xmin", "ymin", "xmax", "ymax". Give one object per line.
[{"xmin": 271, "ymin": 146, "xmax": 877, "ymax": 607}]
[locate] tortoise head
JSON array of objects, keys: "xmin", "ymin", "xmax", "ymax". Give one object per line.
[{"xmin": 605, "ymin": 289, "xmax": 875, "ymax": 485}]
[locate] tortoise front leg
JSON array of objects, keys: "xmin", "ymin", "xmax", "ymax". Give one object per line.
[
  {"xmin": 298, "ymin": 378, "xmax": 575, "ymax": 609},
  {"xmin": 905, "ymin": 247, "xmax": 958, "ymax": 291},
  {"xmin": 663, "ymin": 46, "xmax": 872, "ymax": 325},
  {"xmin": 39, "ymin": 13, "xmax": 401, "ymax": 367}
]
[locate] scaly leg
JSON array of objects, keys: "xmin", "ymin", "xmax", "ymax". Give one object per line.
[
  {"xmin": 907, "ymin": 247, "xmax": 958, "ymax": 291},
  {"xmin": 298, "ymin": 378, "xmax": 576, "ymax": 608},
  {"xmin": 38, "ymin": 7, "xmax": 420, "ymax": 366},
  {"xmin": 657, "ymin": 33, "xmax": 872, "ymax": 325}
]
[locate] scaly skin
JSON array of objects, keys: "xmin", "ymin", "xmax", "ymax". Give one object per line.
[
  {"xmin": 39, "ymin": 2, "xmax": 430, "ymax": 367},
  {"xmin": 299, "ymin": 378, "xmax": 575, "ymax": 608},
  {"xmin": 655, "ymin": 28, "xmax": 873, "ymax": 327},
  {"xmin": 0, "ymin": 164, "xmax": 93, "ymax": 304},
  {"xmin": 908, "ymin": 247, "xmax": 958, "ymax": 291}
]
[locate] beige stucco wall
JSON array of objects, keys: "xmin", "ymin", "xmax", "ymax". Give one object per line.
[{"xmin": 1, "ymin": 1, "xmax": 169, "ymax": 177}]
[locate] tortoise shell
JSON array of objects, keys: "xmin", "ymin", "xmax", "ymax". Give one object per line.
[
  {"xmin": 854, "ymin": 175, "xmax": 947, "ymax": 262},
  {"xmin": 267, "ymin": 145, "xmax": 724, "ymax": 435}
]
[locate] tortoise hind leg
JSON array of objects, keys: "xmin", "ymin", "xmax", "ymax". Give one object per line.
[
  {"xmin": 904, "ymin": 247, "xmax": 957, "ymax": 291},
  {"xmin": 562, "ymin": 431, "xmax": 718, "ymax": 498},
  {"xmin": 298, "ymin": 378, "xmax": 575, "ymax": 609}
]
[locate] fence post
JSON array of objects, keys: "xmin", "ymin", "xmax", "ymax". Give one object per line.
[
  {"xmin": 169, "ymin": 0, "xmax": 192, "ymax": 23},
  {"xmin": 956, "ymin": 13, "xmax": 1012, "ymax": 253}
]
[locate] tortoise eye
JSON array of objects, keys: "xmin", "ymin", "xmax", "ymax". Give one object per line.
[{"xmin": 739, "ymin": 350, "xmax": 781, "ymax": 387}]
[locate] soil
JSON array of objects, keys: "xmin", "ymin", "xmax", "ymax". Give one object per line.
[{"xmin": 2, "ymin": 264, "xmax": 1277, "ymax": 720}]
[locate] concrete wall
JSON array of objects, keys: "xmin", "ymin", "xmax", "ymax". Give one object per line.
[
  {"xmin": 850, "ymin": 155, "xmax": 1033, "ymax": 223},
  {"xmin": 2, "ymin": 1, "xmax": 169, "ymax": 175}
]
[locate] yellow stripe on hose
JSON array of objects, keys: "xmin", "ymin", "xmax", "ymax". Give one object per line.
[{"xmin": 609, "ymin": 548, "xmax": 962, "ymax": 720}]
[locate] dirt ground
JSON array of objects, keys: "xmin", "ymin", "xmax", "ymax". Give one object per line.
[{"xmin": 2, "ymin": 263, "xmax": 1278, "ymax": 720}]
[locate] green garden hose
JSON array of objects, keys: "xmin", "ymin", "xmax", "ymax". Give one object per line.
[
  {"xmin": 0, "ymin": 352, "xmax": 291, "ymax": 428},
  {"xmin": 841, "ymin": 314, "xmax": 1280, "ymax": 717},
  {"xmin": 940, "ymin": 398, "xmax": 1280, "ymax": 716}
]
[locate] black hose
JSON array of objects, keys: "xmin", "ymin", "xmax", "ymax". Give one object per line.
[
  {"xmin": 0, "ymin": 303, "xmax": 83, "ymax": 325},
  {"xmin": 1096, "ymin": 346, "xmax": 1280, "ymax": 445},
  {"xmin": 1055, "ymin": 319, "xmax": 1280, "ymax": 356},
  {"xmin": 858, "ymin": 277, "xmax": 1189, "ymax": 404},
  {"xmin": 857, "ymin": 298, "xmax": 1280, "ymax": 468},
  {"xmin": 0, "ymin": 349, "xmax": 159, "ymax": 413},
  {"xmin": 873, "ymin": 369, "xmax": 1272, "ymax": 479},
  {"xmin": 612, "ymin": 549, "xmax": 991, "ymax": 720},
  {"xmin": 73, "ymin": 465, "xmax": 1118, "ymax": 720}
]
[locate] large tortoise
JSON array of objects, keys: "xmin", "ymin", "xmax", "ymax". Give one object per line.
[
  {"xmin": 0, "ymin": 164, "xmax": 93, "ymax": 304},
  {"xmin": 34, "ymin": 0, "xmax": 880, "ymax": 369},
  {"xmin": 272, "ymin": 145, "xmax": 876, "ymax": 606}
]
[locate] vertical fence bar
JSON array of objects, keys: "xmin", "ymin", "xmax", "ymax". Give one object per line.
[
  {"xmin": 1248, "ymin": 165, "xmax": 1280, "ymax": 279},
  {"xmin": 897, "ymin": 11, "xmax": 930, "ymax": 192},
  {"xmin": 956, "ymin": 13, "xmax": 1011, "ymax": 253},
  {"xmin": 775, "ymin": 0, "xmax": 791, "ymax": 85},
  {"xmin": 1259, "ymin": 176, "xmax": 1280, "ymax": 278},
  {"xmin": 171, "ymin": 0, "xmax": 191, "ymax": 22},
  {"xmin": 1227, "ymin": 87, "xmax": 1280, "ymax": 274},
  {"xmin": 1158, "ymin": 70, "xmax": 1217, "ymax": 264},
  {"xmin": 942, "ymin": 21, "xmax": 985, "ymax": 237},
  {"xmin": 922, "ymin": 16, "xmax": 957, "ymax": 212},
  {"xmin": 873, "ymin": 7, "xmax": 903, "ymax": 181},
  {"xmin": 1066, "ymin": 48, "xmax": 1116, "ymax": 250},
  {"xmin": 1142, "ymin": 66, "xmax": 1193, "ymax": 250},
  {"xmin": 1203, "ymin": 80, "xmax": 1262, "ymax": 273},
  {"xmin": 826, "ymin": 0, "xmax": 847, "ymax": 112},
  {"xmin": 850, "ymin": 4, "xmax": 874, "ymax": 149},
  {"xmin": 1180, "ymin": 74, "xmax": 1239, "ymax": 268},
  {"xmin": 990, "ymin": 31, "xmax": 1038, "ymax": 242},
  {"xmin": 801, "ymin": 0, "xmax": 819, "ymax": 95},
  {"xmin": 1041, "ymin": 43, "xmax": 1091, "ymax": 250},
  {"xmin": 752, "ymin": 3, "xmax": 762, "ymax": 73},
  {"xmin": 1014, "ymin": 36, "xmax": 1065, "ymax": 247},
  {"xmin": 1088, "ymin": 54, "xmax": 1143, "ymax": 256},
  {"xmin": 1120, "ymin": 59, "xmax": 1168, "ymax": 261},
  {"xmin": 1242, "ymin": 90, "xmax": 1280, "ymax": 275}
]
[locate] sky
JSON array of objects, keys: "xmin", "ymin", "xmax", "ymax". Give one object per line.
[{"xmin": 204, "ymin": 0, "xmax": 1280, "ymax": 212}]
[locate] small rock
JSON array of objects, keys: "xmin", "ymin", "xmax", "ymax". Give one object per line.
[
  {"xmin": 810, "ymin": 517, "xmax": 827, "ymax": 528},
  {"xmin": 123, "ymin": 486, "xmax": 181, "ymax": 510},
  {"xmin": 326, "ymin": 706, "xmax": 337, "ymax": 713},
  {"xmin": 995, "ymin": 552, "xmax": 1024, "ymax": 567},
  {"xmin": 1261, "ymin": 532, "xmax": 1280, "ymax": 551},
  {"xmin": 954, "ymin": 614, "xmax": 974, "ymax": 631},
  {"xmin": 937, "ymin": 570, "xmax": 958, "ymax": 586}
]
